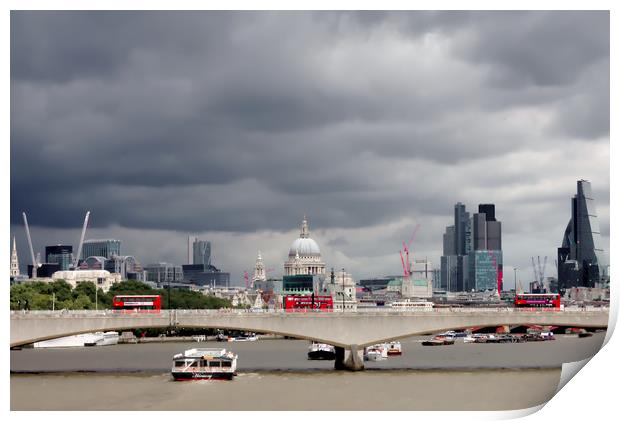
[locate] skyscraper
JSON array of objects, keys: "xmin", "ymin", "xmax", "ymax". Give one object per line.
[
  {"xmin": 45, "ymin": 245, "xmax": 73, "ymax": 271},
  {"xmin": 441, "ymin": 202, "xmax": 503, "ymax": 292},
  {"xmin": 192, "ymin": 239, "xmax": 211, "ymax": 267},
  {"xmin": 557, "ymin": 180, "xmax": 608, "ymax": 290},
  {"xmin": 81, "ymin": 239, "xmax": 121, "ymax": 260}
]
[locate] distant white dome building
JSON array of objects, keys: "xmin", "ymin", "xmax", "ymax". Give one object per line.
[{"xmin": 284, "ymin": 216, "xmax": 326, "ymax": 276}]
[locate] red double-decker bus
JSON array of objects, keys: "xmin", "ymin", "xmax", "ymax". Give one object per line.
[
  {"xmin": 514, "ymin": 293, "xmax": 560, "ymax": 309},
  {"xmin": 284, "ymin": 295, "xmax": 333, "ymax": 311},
  {"xmin": 112, "ymin": 295, "xmax": 162, "ymax": 312}
]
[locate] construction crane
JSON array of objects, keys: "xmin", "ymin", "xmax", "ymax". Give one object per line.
[
  {"xmin": 72, "ymin": 211, "xmax": 90, "ymax": 270},
  {"xmin": 22, "ymin": 212, "xmax": 39, "ymax": 277},
  {"xmin": 538, "ymin": 256, "xmax": 548, "ymax": 283},
  {"xmin": 399, "ymin": 223, "xmax": 421, "ymax": 277},
  {"xmin": 531, "ymin": 255, "xmax": 548, "ymax": 287},
  {"xmin": 531, "ymin": 257, "xmax": 539, "ymax": 285}
]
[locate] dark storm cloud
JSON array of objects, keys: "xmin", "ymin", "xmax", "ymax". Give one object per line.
[{"xmin": 10, "ymin": 11, "xmax": 609, "ymax": 278}]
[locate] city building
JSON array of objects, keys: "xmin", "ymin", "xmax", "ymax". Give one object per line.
[
  {"xmin": 357, "ymin": 277, "xmax": 396, "ymax": 291},
  {"xmin": 45, "ymin": 245, "xmax": 73, "ymax": 271},
  {"xmin": 192, "ymin": 238, "xmax": 211, "ymax": 266},
  {"xmin": 182, "ymin": 263, "xmax": 230, "ymax": 287},
  {"xmin": 144, "ymin": 262, "xmax": 184, "ymax": 286},
  {"xmin": 28, "ymin": 263, "xmax": 60, "ymax": 278},
  {"xmin": 10, "ymin": 237, "xmax": 20, "ymax": 278},
  {"xmin": 282, "ymin": 274, "xmax": 319, "ymax": 294},
  {"xmin": 105, "ymin": 255, "xmax": 144, "ymax": 280},
  {"xmin": 283, "ymin": 216, "xmax": 326, "ymax": 276},
  {"xmin": 51, "ymin": 270, "xmax": 121, "ymax": 292},
  {"xmin": 324, "ymin": 269, "xmax": 357, "ymax": 311},
  {"xmin": 81, "ymin": 239, "xmax": 121, "ymax": 260},
  {"xmin": 557, "ymin": 180, "xmax": 609, "ymax": 291},
  {"xmin": 401, "ymin": 277, "xmax": 433, "ymax": 299},
  {"xmin": 441, "ymin": 203, "xmax": 503, "ymax": 292},
  {"xmin": 253, "ymin": 278, "xmax": 282, "ymax": 294}
]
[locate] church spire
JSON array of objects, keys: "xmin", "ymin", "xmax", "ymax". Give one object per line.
[{"xmin": 10, "ymin": 236, "xmax": 20, "ymax": 277}]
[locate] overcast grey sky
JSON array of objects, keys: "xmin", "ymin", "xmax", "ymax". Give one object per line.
[{"xmin": 10, "ymin": 11, "xmax": 609, "ymax": 287}]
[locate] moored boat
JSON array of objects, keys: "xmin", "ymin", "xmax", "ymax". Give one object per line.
[
  {"xmin": 422, "ymin": 335, "xmax": 455, "ymax": 346},
  {"xmin": 171, "ymin": 348, "xmax": 238, "ymax": 381},
  {"xmin": 228, "ymin": 333, "xmax": 258, "ymax": 342},
  {"xmin": 385, "ymin": 341, "xmax": 402, "ymax": 355},
  {"xmin": 307, "ymin": 342, "xmax": 336, "ymax": 360}
]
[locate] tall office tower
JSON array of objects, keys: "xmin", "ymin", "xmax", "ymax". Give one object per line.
[
  {"xmin": 10, "ymin": 237, "xmax": 20, "ymax": 277},
  {"xmin": 442, "ymin": 202, "xmax": 503, "ymax": 292},
  {"xmin": 45, "ymin": 245, "xmax": 73, "ymax": 271},
  {"xmin": 440, "ymin": 204, "xmax": 471, "ymax": 292},
  {"xmin": 454, "ymin": 203, "xmax": 470, "ymax": 255},
  {"xmin": 192, "ymin": 239, "xmax": 211, "ymax": 267},
  {"xmin": 558, "ymin": 180, "xmax": 608, "ymax": 290},
  {"xmin": 469, "ymin": 204, "xmax": 503, "ymax": 292},
  {"xmin": 81, "ymin": 239, "xmax": 121, "ymax": 260}
]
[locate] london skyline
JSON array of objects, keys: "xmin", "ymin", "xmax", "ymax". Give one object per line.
[{"xmin": 10, "ymin": 11, "xmax": 610, "ymax": 286}]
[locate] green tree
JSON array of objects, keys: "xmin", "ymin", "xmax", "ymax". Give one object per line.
[
  {"xmin": 50, "ymin": 280, "xmax": 72, "ymax": 302},
  {"xmin": 72, "ymin": 294, "xmax": 93, "ymax": 310}
]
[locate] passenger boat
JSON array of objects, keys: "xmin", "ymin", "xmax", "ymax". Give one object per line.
[
  {"xmin": 171, "ymin": 348, "xmax": 238, "ymax": 380},
  {"xmin": 385, "ymin": 341, "xmax": 402, "ymax": 355},
  {"xmin": 307, "ymin": 342, "xmax": 336, "ymax": 360}
]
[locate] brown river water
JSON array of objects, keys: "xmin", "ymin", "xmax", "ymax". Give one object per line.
[{"xmin": 10, "ymin": 333, "xmax": 605, "ymax": 411}]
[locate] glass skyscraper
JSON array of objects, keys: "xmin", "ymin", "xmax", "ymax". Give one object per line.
[
  {"xmin": 558, "ymin": 180, "xmax": 608, "ymax": 290},
  {"xmin": 45, "ymin": 245, "xmax": 73, "ymax": 271},
  {"xmin": 81, "ymin": 239, "xmax": 121, "ymax": 259},
  {"xmin": 441, "ymin": 203, "xmax": 503, "ymax": 292}
]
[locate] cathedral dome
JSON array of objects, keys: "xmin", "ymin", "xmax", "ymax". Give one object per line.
[
  {"xmin": 289, "ymin": 237, "xmax": 321, "ymax": 258},
  {"xmin": 287, "ymin": 216, "xmax": 322, "ymax": 258}
]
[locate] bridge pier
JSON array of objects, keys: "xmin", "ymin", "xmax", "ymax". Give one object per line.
[{"xmin": 334, "ymin": 345, "xmax": 364, "ymax": 371}]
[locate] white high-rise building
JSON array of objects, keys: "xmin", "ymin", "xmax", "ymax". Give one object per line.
[{"xmin": 10, "ymin": 237, "xmax": 20, "ymax": 277}]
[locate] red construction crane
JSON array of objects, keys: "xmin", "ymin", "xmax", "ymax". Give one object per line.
[
  {"xmin": 243, "ymin": 271, "xmax": 250, "ymax": 289},
  {"xmin": 398, "ymin": 224, "xmax": 421, "ymax": 277}
]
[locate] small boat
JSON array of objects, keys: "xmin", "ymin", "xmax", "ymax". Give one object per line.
[
  {"xmin": 171, "ymin": 348, "xmax": 238, "ymax": 381},
  {"xmin": 578, "ymin": 332, "xmax": 593, "ymax": 338},
  {"xmin": 228, "ymin": 333, "xmax": 258, "ymax": 342},
  {"xmin": 422, "ymin": 335, "xmax": 455, "ymax": 346},
  {"xmin": 385, "ymin": 341, "xmax": 402, "ymax": 356},
  {"xmin": 364, "ymin": 346, "xmax": 386, "ymax": 361},
  {"xmin": 307, "ymin": 342, "xmax": 336, "ymax": 360},
  {"xmin": 216, "ymin": 332, "xmax": 229, "ymax": 342}
]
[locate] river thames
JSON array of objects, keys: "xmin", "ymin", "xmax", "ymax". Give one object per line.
[{"xmin": 11, "ymin": 332, "xmax": 605, "ymax": 410}]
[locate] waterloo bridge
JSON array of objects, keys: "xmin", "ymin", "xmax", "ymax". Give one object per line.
[{"xmin": 10, "ymin": 308, "xmax": 609, "ymax": 370}]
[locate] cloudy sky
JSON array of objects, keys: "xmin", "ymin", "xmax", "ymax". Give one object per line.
[{"xmin": 10, "ymin": 11, "xmax": 609, "ymax": 288}]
